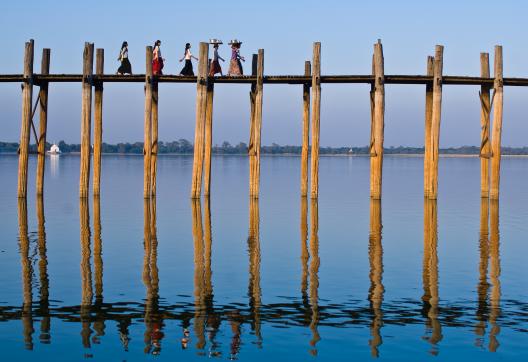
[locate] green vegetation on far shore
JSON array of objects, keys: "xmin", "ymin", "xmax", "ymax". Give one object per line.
[{"xmin": 2, "ymin": 140, "xmax": 528, "ymax": 155}]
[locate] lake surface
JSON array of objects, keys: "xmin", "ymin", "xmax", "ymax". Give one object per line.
[{"xmin": 0, "ymin": 154, "xmax": 527, "ymax": 361}]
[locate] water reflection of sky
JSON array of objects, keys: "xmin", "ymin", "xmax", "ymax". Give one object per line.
[{"xmin": 0, "ymin": 154, "xmax": 527, "ymax": 360}]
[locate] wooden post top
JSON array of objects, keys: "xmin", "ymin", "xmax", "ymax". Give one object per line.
[
  {"xmin": 494, "ymin": 45, "xmax": 503, "ymax": 86},
  {"xmin": 145, "ymin": 46, "xmax": 153, "ymax": 77},
  {"xmin": 96, "ymin": 49, "xmax": 104, "ymax": 75}
]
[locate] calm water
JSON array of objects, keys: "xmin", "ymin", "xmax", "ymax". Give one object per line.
[{"xmin": 0, "ymin": 154, "xmax": 527, "ymax": 361}]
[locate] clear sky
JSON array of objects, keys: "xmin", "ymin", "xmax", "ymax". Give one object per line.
[{"xmin": 1, "ymin": 0, "xmax": 527, "ymax": 147}]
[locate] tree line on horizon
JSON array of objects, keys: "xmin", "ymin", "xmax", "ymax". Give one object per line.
[{"xmin": 2, "ymin": 140, "xmax": 528, "ymax": 155}]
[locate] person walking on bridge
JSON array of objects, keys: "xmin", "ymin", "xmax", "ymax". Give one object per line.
[
  {"xmin": 227, "ymin": 40, "xmax": 245, "ymax": 76},
  {"xmin": 152, "ymin": 40, "xmax": 164, "ymax": 75},
  {"xmin": 117, "ymin": 41, "xmax": 132, "ymax": 75},
  {"xmin": 179, "ymin": 43, "xmax": 199, "ymax": 76}
]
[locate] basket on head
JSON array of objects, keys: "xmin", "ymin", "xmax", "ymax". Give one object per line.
[
  {"xmin": 209, "ymin": 39, "xmax": 223, "ymax": 45},
  {"xmin": 228, "ymin": 39, "xmax": 242, "ymax": 46}
]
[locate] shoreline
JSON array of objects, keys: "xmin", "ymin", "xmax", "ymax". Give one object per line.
[{"xmin": 2, "ymin": 152, "xmax": 528, "ymax": 158}]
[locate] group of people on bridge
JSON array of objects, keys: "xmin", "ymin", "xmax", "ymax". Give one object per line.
[{"xmin": 116, "ymin": 39, "xmax": 245, "ymax": 77}]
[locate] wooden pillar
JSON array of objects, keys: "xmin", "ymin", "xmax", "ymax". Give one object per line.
[
  {"xmin": 479, "ymin": 53, "xmax": 492, "ymax": 198},
  {"xmin": 250, "ymin": 49, "xmax": 264, "ymax": 198},
  {"xmin": 248, "ymin": 54, "xmax": 258, "ymax": 196},
  {"xmin": 490, "ymin": 46, "xmax": 504, "ymax": 200},
  {"xmin": 309, "ymin": 42, "xmax": 321, "ymax": 199},
  {"xmin": 79, "ymin": 42, "xmax": 94, "ymax": 198},
  {"xmin": 370, "ymin": 41, "xmax": 385, "ymax": 199},
  {"xmin": 150, "ymin": 78, "xmax": 159, "ymax": 196},
  {"xmin": 93, "ymin": 49, "xmax": 104, "ymax": 196},
  {"xmin": 143, "ymin": 46, "xmax": 153, "ymax": 198},
  {"xmin": 190, "ymin": 42, "xmax": 209, "ymax": 198},
  {"xmin": 203, "ymin": 80, "xmax": 214, "ymax": 197},
  {"xmin": 300, "ymin": 61, "xmax": 311, "ymax": 197},
  {"xmin": 36, "ymin": 48, "xmax": 50, "ymax": 196},
  {"xmin": 427, "ymin": 45, "xmax": 444, "ymax": 199},
  {"xmin": 17, "ymin": 39, "xmax": 34, "ymax": 198},
  {"xmin": 423, "ymin": 56, "xmax": 434, "ymax": 197}
]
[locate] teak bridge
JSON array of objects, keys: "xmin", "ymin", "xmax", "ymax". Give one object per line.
[{"xmin": 3, "ymin": 39, "xmax": 523, "ymax": 200}]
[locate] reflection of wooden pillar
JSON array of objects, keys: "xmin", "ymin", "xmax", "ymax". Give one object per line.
[
  {"xmin": 422, "ymin": 199, "xmax": 442, "ymax": 353},
  {"xmin": 368, "ymin": 199, "xmax": 383, "ymax": 357},
  {"xmin": 309, "ymin": 198, "xmax": 320, "ymax": 355},
  {"xmin": 191, "ymin": 199, "xmax": 206, "ymax": 350},
  {"xmin": 300, "ymin": 197, "xmax": 309, "ymax": 303},
  {"xmin": 143, "ymin": 198, "xmax": 162, "ymax": 354},
  {"xmin": 489, "ymin": 200, "xmax": 501, "ymax": 352},
  {"xmin": 248, "ymin": 198, "xmax": 262, "ymax": 344},
  {"xmin": 36, "ymin": 48, "xmax": 50, "ymax": 196},
  {"xmin": 479, "ymin": 53, "xmax": 492, "ymax": 197},
  {"xmin": 204, "ymin": 197, "xmax": 213, "ymax": 302},
  {"xmin": 475, "ymin": 197, "xmax": 490, "ymax": 343},
  {"xmin": 93, "ymin": 196, "xmax": 103, "ymax": 303},
  {"xmin": 36, "ymin": 195, "xmax": 51, "ymax": 343},
  {"xmin": 79, "ymin": 197, "xmax": 93, "ymax": 347},
  {"xmin": 18, "ymin": 198, "xmax": 34, "ymax": 350}
]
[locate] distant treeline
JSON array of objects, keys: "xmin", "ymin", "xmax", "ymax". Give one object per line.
[{"xmin": 2, "ymin": 140, "xmax": 528, "ymax": 155}]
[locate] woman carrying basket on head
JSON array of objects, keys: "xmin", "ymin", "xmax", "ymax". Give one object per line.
[
  {"xmin": 209, "ymin": 39, "xmax": 225, "ymax": 76},
  {"xmin": 117, "ymin": 41, "xmax": 132, "ymax": 75},
  {"xmin": 227, "ymin": 39, "xmax": 245, "ymax": 76}
]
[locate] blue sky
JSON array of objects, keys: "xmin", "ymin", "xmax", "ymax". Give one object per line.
[{"xmin": 0, "ymin": 0, "xmax": 527, "ymax": 146}]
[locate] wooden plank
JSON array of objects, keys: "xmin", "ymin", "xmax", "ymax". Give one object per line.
[
  {"xmin": 79, "ymin": 42, "xmax": 94, "ymax": 198},
  {"xmin": 17, "ymin": 40, "xmax": 34, "ymax": 198},
  {"xmin": 490, "ymin": 46, "xmax": 504, "ymax": 199},
  {"xmin": 1, "ymin": 73, "xmax": 526, "ymax": 86},
  {"xmin": 190, "ymin": 42, "xmax": 209, "ymax": 198},
  {"xmin": 427, "ymin": 45, "xmax": 444, "ymax": 199},
  {"xmin": 423, "ymin": 56, "xmax": 434, "ymax": 197},
  {"xmin": 143, "ymin": 46, "xmax": 153, "ymax": 198},
  {"xmin": 250, "ymin": 49, "xmax": 264, "ymax": 198},
  {"xmin": 309, "ymin": 42, "xmax": 321, "ymax": 199},
  {"xmin": 36, "ymin": 48, "xmax": 50, "ymax": 196},
  {"xmin": 370, "ymin": 41, "xmax": 385, "ymax": 199},
  {"xmin": 479, "ymin": 53, "xmax": 491, "ymax": 198},
  {"xmin": 300, "ymin": 61, "xmax": 311, "ymax": 197},
  {"xmin": 93, "ymin": 49, "xmax": 104, "ymax": 196}
]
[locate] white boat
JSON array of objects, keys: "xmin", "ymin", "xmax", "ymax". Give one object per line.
[{"xmin": 47, "ymin": 144, "xmax": 61, "ymax": 155}]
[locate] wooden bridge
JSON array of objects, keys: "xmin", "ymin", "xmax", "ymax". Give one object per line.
[{"xmin": 3, "ymin": 39, "xmax": 519, "ymax": 200}]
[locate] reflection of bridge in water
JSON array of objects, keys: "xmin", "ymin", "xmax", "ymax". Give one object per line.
[{"xmin": 5, "ymin": 195, "xmax": 524, "ymax": 357}]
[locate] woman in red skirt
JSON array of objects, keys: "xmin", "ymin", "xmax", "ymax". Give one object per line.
[{"xmin": 152, "ymin": 40, "xmax": 164, "ymax": 75}]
